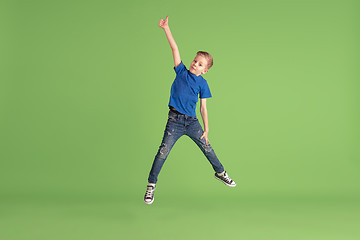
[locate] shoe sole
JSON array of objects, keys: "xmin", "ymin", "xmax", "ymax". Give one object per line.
[
  {"xmin": 214, "ymin": 175, "xmax": 236, "ymax": 187},
  {"xmin": 144, "ymin": 199, "xmax": 154, "ymax": 204}
]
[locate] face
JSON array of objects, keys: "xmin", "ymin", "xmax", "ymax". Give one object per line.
[{"xmin": 189, "ymin": 55, "xmax": 208, "ymax": 76}]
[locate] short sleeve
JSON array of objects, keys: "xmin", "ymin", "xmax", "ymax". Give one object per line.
[
  {"xmin": 174, "ymin": 61, "xmax": 187, "ymax": 75},
  {"xmin": 199, "ymin": 80, "xmax": 212, "ymax": 99}
]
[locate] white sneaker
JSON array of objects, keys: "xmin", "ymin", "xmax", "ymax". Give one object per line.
[
  {"xmin": 214, "ymin": 171, "xmax": 236, "ymax": 187},
  {"xmin": 144, "ymin": 184, "xmax": 156, "ymax": 204}
]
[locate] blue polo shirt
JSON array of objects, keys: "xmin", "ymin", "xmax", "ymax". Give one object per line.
[{"xmin": 168, "ymin": 61, "xmax": 212, "ymax": 117}]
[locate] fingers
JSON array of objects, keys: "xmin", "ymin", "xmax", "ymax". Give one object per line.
[
  {"xmin": 205, "ymin": 137, "xmax": 209, "ymax": 146},
  {"xmin": 159, "ymin": 16, "xmax": 169, "ymax": 26},
  {"xmin": 200, "ymin": 134, "xmax": 209, "ymax": 145}
]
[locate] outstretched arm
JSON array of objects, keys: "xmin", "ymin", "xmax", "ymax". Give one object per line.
[{"xmin": 159, "ymin": 16, "xmax": 181, "ymax": 68}]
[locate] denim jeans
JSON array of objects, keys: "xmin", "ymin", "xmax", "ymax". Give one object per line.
[{"xmin": 148, "ymin": 109, "xmax": 225, "ymax": 184}]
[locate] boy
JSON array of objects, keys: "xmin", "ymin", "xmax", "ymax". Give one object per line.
[{"xmin": 144, "ymin": 16, "xmax": 236, "ymax": 205}]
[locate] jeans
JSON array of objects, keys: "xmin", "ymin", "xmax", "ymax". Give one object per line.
[{"xmin": 148, "ymin": 109, "xmax": 225, "ymax": 184}]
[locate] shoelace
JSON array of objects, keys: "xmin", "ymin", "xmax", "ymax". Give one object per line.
[
  {"xmin": 221, "ymin": 174, "xmax": 232, "ymax": 183},
  {"xmin": 145, "ymin": 187, "xmax": 154, "ymax": 198}
]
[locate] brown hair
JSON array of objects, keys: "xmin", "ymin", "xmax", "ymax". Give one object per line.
[{"xmin": 196, "ymin": 51, "xmax": 213, "ymax": 69}]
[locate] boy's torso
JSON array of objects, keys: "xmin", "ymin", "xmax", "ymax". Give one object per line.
[{"xmin": 168, "ymin": 62, "xmax": 211, "ymax": 117}]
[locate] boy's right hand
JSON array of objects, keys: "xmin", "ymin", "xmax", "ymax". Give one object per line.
[{"xmin": 159, "ymin": 16, "xmax": 169, "ymax": 29}]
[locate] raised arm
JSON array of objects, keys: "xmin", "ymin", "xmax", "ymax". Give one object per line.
[{"xmin": 159, "ymin": 16, "xmax": 181, "ymax": 68}]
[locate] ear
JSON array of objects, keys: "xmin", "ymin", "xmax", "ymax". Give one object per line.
[{"xmin": 202, "ymin": 69, "xmax": 208, "ymax": 74}]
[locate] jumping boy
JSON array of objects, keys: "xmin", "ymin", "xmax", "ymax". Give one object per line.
[{"xmin": 144, "ymin": 16, "xmax": 236, "ymax": 204}]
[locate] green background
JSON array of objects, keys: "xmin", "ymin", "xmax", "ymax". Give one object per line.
[{"xmin": 1, "ymin": 0, "xmax": 359, "ymax": 239}]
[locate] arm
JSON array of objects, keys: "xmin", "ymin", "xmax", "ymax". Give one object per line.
[
  {"xmin": 200, "ymin": 98, "xmax": 210, "ymax": 145},
  {"xmin": 159, "ymin": 16, "xmax": 181, "ymax": 68}
]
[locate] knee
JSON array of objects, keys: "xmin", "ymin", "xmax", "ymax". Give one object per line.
[
  {"xmin": 202, "ymin": 144, "xmax": 213, "ymax": 153},
  {"xmin": 157, "ymin": 143, "xmax": 169, "ymax": 159}
]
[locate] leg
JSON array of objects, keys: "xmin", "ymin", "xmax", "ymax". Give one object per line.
[
  {"xmin": 185, "ymin": 119, "xmax": 224, "ymax": 173},
  {"xmin": 148, "ymin": 116, "xmax": 183, "ymax": 184}
]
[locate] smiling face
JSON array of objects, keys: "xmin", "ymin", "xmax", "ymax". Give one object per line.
[{"xmin": 189, "ymin": 55, "xmax": 209, "ymax": 76}]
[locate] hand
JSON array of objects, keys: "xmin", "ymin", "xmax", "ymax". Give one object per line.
[
  {"xmin": 159, "ymin": 16, "xmax": 169, "ymax": 29},
  {"xmin": 200, "ymin": 131, "xmax": 209, "ymax": 146}
]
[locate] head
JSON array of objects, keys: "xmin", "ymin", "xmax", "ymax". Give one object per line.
[{"xmin": 189, "ymin": 51, "xmax": 213, "ymax": 76}]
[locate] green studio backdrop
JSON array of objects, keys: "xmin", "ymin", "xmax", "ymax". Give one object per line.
[{"xmin": 1, "ymin": 0, "xmax": 359, "ymax": 240}]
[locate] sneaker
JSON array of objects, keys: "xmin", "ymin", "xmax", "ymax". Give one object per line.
[
  {"xmin": 214, "ymin": 171, "xmax": 236, "ymax": 187},
  {"xmin": 144, "ymin": 184, "xmax": 156, "ymax": 204}
]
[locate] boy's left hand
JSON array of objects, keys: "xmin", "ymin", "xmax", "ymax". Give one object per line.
[{"xmin": 200, "ymin": 131, "xmax": 209, "ymax": 146}]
